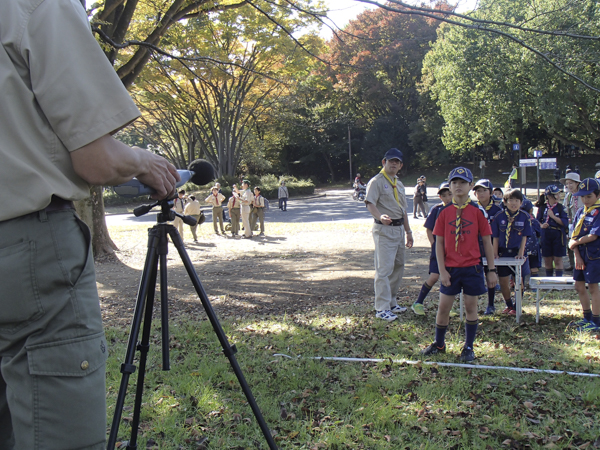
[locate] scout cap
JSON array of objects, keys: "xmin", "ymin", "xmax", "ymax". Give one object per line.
[
  {"xmin": 437, "ymin": 181, "xmax": 450, "ymax": 194},
  {"xmin": 573, "ymin": 178, "xmax": 600, "ymax": 196},
  {"xmin": 448, "ymin": 167, "xmax": 473, "ymax": 183},
  {"xmin": 473, "ymin": 179, "xmax": 493, "ymax": 192},
  {"xmin": 383, "ymin": 148, "xmax": 403, "ymax": 162},
  {"xmin": 521, "ymin": 198, "xmax": 533, "ymax": 212},
  {"xmin": 544, "ymin": 185, "xmax": 561, "ymax": 196},
  {"xmin": 559, "ymin": 172, "xmax": 581, "ymax": 185}
]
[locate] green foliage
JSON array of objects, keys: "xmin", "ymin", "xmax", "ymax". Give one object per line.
[{"xmin": 422, "ymin": 0, "xmax": 600, "ymax": 156}]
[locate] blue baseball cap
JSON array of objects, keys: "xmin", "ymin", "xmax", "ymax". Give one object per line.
[
  {"xmin": 437, "ymin": 181, "xmax": 450, "ymax": 194},
  {"xmin": 383, "ymin": 148, "xmax": 403, "ymax": 162},
  {"xmin": 521, "ymin": 198, "xmax": 533, "ymax": 212},
  {"xmin": 448, "ymin": 167, "xmax": 473, "ymax": 183},
  {"xmin": 544, "ymin": 185, "xmax": 561, "ymax": 196},
  {"xmin": 573, "ymin": 178, "xmax": 600, "ymax": 196},
  {"xmin": 473, "ymin": 179, "xmax": 493, "ymax": 191}
]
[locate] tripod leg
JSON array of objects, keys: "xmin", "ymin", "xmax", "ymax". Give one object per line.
[
  {"xmin": 127, "ymin": 257, "xmax": 159, "ymax": 450},
  {"xmin": 168, "ymin": 227, "xmax": 278, "ymax": 450},
  {"xmin": 107, "ymin": 230, "xmax": 160, "ymax": 450}
]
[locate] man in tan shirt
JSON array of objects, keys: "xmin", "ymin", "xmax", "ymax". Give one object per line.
[
  {"xmin": 184, "ymin": 195, "xmax": 202, "ymax": 242},
  {"xmin": 227, "ymin": 186, "xmax": 242, "ymax": 236},
  {"xmin": 365, "ymin": 148, "xmax": 414, "ymax": 321},
  {"xmin": 236, "ymin": 180, "xmax": 255, "ymax": 239},
  {"xmin": 0, "ymin": 1, "xmax": 179, "ymax": 448},
  {"xmin": 205, "ymin": 186, "xmax": 226, "ymax": 234}
]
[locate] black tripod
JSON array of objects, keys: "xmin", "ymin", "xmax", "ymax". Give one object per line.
[{"xmin": 107, "ymin": 199, "xmax": 277, "ymax": 449}]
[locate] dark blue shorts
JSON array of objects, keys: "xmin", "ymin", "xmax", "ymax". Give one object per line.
[
  {"xmin": 541, "ymin": 229, "xmax": 566, "ymax": 257},
  {"xmin": 529, "ymin": 254, "xmax": 541, "ymax": 269},
  {"xmin": 573, "ymin": 259, "xmax": 600, "ymax": 284},
  {"xmin": 429, "ymin": 257, "xmax": 439, "ymax": 274},
  {"xmin": 440, "ymin": 265, "xmax": 487, "ymax": 297}
]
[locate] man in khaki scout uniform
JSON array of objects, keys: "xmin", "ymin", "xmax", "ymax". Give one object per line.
[
  {"xmin": 227, "ymin": 187, "xmax": 242, "ymax": 236},
  {"xmin": 205, "ymin": 186, "xmax": 226, "ymax": 234},
  {"xmin": 172, "ymin": 189, "xmax": 188, "ymax": 238},
  {"xmin": 250, "ymin": 186, "xmax": 266, "ymax": 235},
  {"xmin": 237, "ymin": 180, "xmax": 255, "ymax": 239},
  {"xmin": 365, "ymin": 148, "xmax": 414, "ymax": 322},
  {"xmin": 0, "ymin": 1, "xmax": 179, "ymax": 448},
  {"xmin": 184, "ymin": 196, "xmax": 202, "ymax": 242}
]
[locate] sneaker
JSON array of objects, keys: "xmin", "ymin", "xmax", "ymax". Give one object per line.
[
  {"xmin": 568, "ymin": 318, "xmax": 590, "ymax": 328},
  {"xmin": 375, "ymin": 310, "xmax": 397, "ymax": 321},
  {"xmin": 483, "ymin": 305, "xmax": 495, "ymax": 316},
  {"xmin": 459, "ymin": 347, "xmax": 476, "ymax": 362},
  {"xmin": 391, "ymin": 305, "xmax": 408, "ymax": 314},
  {"xmin": 421, "ymin": 342, "xmax": 446, "ymax": 355},
  {"xmin": 507, "ymin": 308, "xmax": 517, "ymax": 316},
  {"xmin": 577, "ymin": 321, "xmax": 600, "ymax": 332},
  {"xmin": 411, "ymin": 302, "xmax": 425, "ymax": 316}
]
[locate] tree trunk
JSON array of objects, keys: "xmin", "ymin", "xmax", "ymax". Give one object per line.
[{"xmin": 75, "ymin": 186, "xmax": 118, "ymax": 257}]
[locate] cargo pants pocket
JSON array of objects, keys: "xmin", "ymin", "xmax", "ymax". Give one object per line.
[
  {"xmin": 26, "ymin": 333, "xmax": 108, "ymax": 449},
  {"xmin": 0, "ymin": 241, "xmax": 43, "ymax": 333}
]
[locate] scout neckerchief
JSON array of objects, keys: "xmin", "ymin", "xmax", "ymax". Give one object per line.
[
  {"xmin": 572, "ymin": 200, "xmax": 600, "ymax": 239},
  {"xmin": 477, "ymin": 200, "xmax": 493, "ymax": 211},
  {"xmin": 380, "ymin": 167, "xmax": 400, "ymax": 206},
  {"xmin": 231, "ymin": 196, "xmax": 236, "ymax": 208},
  {"xmin": 452, "ymin": 199, "xmax": 469, "ymax": 253},
  {"xmin": 254, "ymin": 195, "xmax": 261, "ymax": 207},
  {"xmin": 504, "ymin": 209, "xmax": 519, "ymax": 248},
  {"xmin": 545, "ymin": 202, "xmax": 558, "ymax": 224}
]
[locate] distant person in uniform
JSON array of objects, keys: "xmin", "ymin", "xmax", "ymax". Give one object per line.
[
  {"xmin": 227, "ymin": 187, "xmax": 241, "ymax": 236},
  {"xmin": 184, "ymin": 195, "xmax": 202, "ymax": 242},
  {"xmin": 172, "ymin": 189, "xmax": 188, "ymax": 238},
  {"xmin": 0, "ymin": 1, "xmax": 179, "ymax": 448}
]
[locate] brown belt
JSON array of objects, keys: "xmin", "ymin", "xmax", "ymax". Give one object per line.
[{"xmin": 45, "ymin": 196, "xmax": 74, "ymax": 212}]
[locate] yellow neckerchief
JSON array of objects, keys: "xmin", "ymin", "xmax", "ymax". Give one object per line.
[
  {"xmin": 477, "ymin": 200, "xmax": 493, "ymax": 211},
  {"xmin": 504, "ymin": 209, "xmax": 519, "ymax": 248},
  {"xmin": 380, "ymin": 167, "xmax": 400, "ymax": 206},
  {"xmin": 573, "ymin": 200, "xmax": 600, "ymax": 239},
  {"xmin": 452, "ymin": 198, "xmax": 469, "ymax": 253}
]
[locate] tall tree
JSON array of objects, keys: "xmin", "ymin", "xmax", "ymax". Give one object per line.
[
  {"xmin": 421, "ymin": 0, "xmax": 600, "ymax": 156},
  {"xmin": 78, "ymin": 0, "xmax": 323, "ymax": 256}
]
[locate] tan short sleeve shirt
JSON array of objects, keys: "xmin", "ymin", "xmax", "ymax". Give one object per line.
[
  {"xmin": 365, "ymin": 173, "xmax": 407, "ymax": 219},
  {"xmin": 0, "ymin": 0, "xmax": 141, "ymax": 221}
]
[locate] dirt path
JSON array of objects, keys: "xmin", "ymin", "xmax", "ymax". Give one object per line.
[{"xmin": 97, "ymin": 191, "xmax": 433, "ymax": 327}]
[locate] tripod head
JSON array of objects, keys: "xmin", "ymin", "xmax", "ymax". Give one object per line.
[{"xmin": 133, "ymin": 196, "xmax": 198, "ymax": 226}]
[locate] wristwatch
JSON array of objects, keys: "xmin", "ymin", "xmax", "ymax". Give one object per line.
[{"xmin": 488, "ymin": 268, "xmax": 497, "ymax": 273}]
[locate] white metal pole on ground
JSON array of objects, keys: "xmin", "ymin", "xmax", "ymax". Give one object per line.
[{"xmin": 274, "ymin": 354, "xmax": 600, "ymax": 378}]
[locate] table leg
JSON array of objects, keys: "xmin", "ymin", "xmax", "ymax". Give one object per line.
[
  {"xmin": 536, "ymin": 288, "xmax": 540, "ymax": 324},
  {"xmin": 515, "ymin": 265, "xmax": 522, "ymax": 323}
]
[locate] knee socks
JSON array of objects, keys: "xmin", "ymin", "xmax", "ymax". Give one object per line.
[
  {"xmin": 435, "ymin": 323, "xmax": 448, "ymax": 348},
  {"xmin": 465, "ymin": 319, "xmax": 478, "ymax": 350},
  {"xmin": 487, "ymin": 287, "xmax": 495, "ymax": 308},
  {"xmin": 583, "ymin": 309, "xmax": 592, "ymax": 322},
  {"xmin": 593, "ymin": 314, "xmax": 600, "ymax": 326},
  {"xmin": 555, "ymin": 269, "xmax": 563, "ymax": 277},
  {"xmin": 416, "ymin": 282, "xmax": 432, "ymax": 305}
]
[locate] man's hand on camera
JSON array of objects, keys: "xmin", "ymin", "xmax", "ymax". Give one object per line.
[{"xmin": 134, "ymin": 147, "xmax": 180, "ymax": 200}]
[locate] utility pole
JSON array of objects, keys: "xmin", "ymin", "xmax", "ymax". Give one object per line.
[{"xmin": 348, "ymin": 125, "xmax": 352, "ymax": 183}]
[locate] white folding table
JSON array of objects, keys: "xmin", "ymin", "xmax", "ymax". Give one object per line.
[{"xmin": 529, "ymin": 277, "xmax": 576, "ymax": 323}]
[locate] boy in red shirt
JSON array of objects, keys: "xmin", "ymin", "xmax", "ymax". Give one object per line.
[{"xmin": 421, "ymin": 167, "xmax": 497, "ymax": 362}]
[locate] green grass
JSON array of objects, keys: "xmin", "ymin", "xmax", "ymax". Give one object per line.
[{"xmin": 105, "ymin": 292, "xmax": 600, "ymax": 449}]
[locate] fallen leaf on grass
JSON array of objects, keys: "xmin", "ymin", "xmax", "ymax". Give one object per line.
[{"xmin": 523, "ymin": 401, "xmax": 535, "ymax": 409}]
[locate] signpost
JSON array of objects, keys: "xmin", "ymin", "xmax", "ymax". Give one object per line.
[{"xmin": 520, "ymin": 157, "xmax": 556, "ymax": 197}]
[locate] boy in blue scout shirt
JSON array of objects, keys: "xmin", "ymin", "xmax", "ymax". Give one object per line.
[
  {"xmin": 569, "ymin": 178, "xmax": 600, "ymax": 332},
  {"xmin": 412, "ymin": 182, "xmax": 452, "ymax": 315},
  {"xmin": 492, "ymin": 189, "xmax": 532, "ymax": 315},
  {"xmin": 536, "ymin": 185, "xmax": 569, "ymax": 277},
  {"xmin": 421, "ymin": 167, "xmax": 497, "ymax": 362},
  {"xmin": 473, "ymin": 179, "xmax": 503, "ymax": 315}
]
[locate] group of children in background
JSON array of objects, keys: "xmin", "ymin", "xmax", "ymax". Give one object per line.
[{"xmin": 415, "ymin": 166, "xmax": 600, "ymax": 362}]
